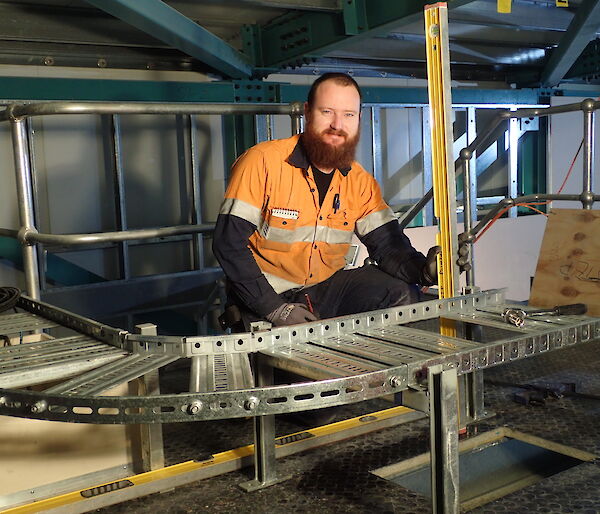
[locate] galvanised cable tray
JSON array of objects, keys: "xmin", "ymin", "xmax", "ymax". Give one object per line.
[{"xmin": 1, "ymin": 290, "xmax": 599, "ymax": 424}]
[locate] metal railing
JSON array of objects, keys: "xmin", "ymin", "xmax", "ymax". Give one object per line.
[
  {"xmin": 401, "ymin": 98, "xmax": 599, "ymax": 290},
  {"xmin": 1, "ymin": 100, "xmax": 304, "ymax": 301}
]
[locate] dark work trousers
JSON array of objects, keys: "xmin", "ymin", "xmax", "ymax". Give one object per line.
[
  {"xmin": 235, "ymin": 264, "xmax": 420, "ymax": 329},
  {"xmin": 283, "ymin": 264, "xmax": 421, "ymax": 319}
]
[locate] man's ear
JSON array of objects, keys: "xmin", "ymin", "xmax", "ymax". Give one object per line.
[{"xmin": 304, "ymin": 101, "xmax": 310, "ymax": 118}]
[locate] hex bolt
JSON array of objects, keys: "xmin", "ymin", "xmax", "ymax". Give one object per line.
[
  {"xmin": 389, "ymin": 376, "xmax": 403, "ymax": 388},
  {"xmin": 187, "ymin": 400, "xmax": 202, "ymax": 415},
  {"xmin": 244, "ymin": 397, "xmax": 259, "ymax": 411},
  {"xmin": 0, "ymin": 396, "xmax": 6, "ymax": 406},
  {"xmin": 31, "ymin": 400, "xmax": 48, "ymax": 414}
]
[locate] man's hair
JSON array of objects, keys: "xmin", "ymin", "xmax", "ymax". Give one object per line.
[{"xmin": 307, "ymin": 73, "xmax": 362, "ymax": 107}]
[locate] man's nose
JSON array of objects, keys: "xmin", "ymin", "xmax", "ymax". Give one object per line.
[{"xmin": 330, "ymin": 113, "xmax": 343, "ymax": 130}]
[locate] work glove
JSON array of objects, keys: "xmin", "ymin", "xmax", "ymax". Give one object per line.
[
  {"xmin": 421, "ymin": 245, "xmax": 441, "ymax": 286},
  {"xmin": 422, "ymin": 243, "xmax": 473, "ymax": 287},
  {"xmin": 266, "ymin": 303, "xmax": 318, "ymax": 326}
]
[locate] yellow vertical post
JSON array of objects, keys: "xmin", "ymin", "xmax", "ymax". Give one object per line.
[{"xmin": 424, "ymin": 2, "xmax": 459, "ymax": 336}]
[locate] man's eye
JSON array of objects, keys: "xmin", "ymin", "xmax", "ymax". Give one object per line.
[
  {"xmin": 322, "ymin": 109, "xmax": 332, "ymax": 115},
  {"xmin": 345, "ymin": 113, "xmax": 355, "ymax": 117}
]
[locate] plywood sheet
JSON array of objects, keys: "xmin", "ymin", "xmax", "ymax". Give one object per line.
[
  {"xmin": 0, "ymin": 383, "xmax": 131, "ymax": 497},
  {"xmin": 530, "ymin": 209, "xmax": 600, "ymax": 315}
]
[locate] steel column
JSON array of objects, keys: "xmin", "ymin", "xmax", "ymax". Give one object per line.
[
  {"xmin": 422, "ymin": 106, "xmax": 434, "ymax": 226},
  {"xmin": 461, "ymin": 153, "xmax": 475, "ymax": 288},
  {"xmin": 371, "ymin": 106, "xmax": 383, "ymax": 184},
  {"xmin": 189, "ymin": 115, "xmax": 205, "ymax": 271},
  {"xmin": 508, "ymin": 112, "xmax": 519, "ymax": 217},
  {"xmin": 464, "ymin": 368, "xmax": 485, "ymax": 421},
  {"xmin": 128, "ymin": 323, "xmax": 165, "ymax": 473},
  {"xmin": 291, "ymin": 101, "xmax": 304, "ymax": 135},
  {"xmin": 108, "ymin": 114, "xmax": 131, "ymax": 280},
  {"xmin": 239, "ymin": 353, "xmax": 290, "ymax": 491},
  {"xmin": 428, "ymin": 364, "xmax": 459, "ymax": 514},
  {"xmin": 582, "ymin": 101, "xmax": 596, "ymax": 209},
  {"xmin": 11, "ymin": 118, "xmax": 40, "ymax": 299}
]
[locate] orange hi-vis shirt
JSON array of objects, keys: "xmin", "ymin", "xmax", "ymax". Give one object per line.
[{"xmin": 219, "ymin": 135, "xmax": 399, "ymax": 294}]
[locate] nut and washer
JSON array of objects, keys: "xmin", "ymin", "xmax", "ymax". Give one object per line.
[
  {"xmin": 389, "ymin": 376, "xmax": 404, "ymax": 388},
  {"xmin": 31, "ymin": 400, "xmax": 48, "ymax": 414},
  {"xmin": 187, "ymin": 400, "xmax": 203, "ymax": 415},
  {"xmin": 244, "ymin": 397, "xmax": 259, "ymax": 411}
]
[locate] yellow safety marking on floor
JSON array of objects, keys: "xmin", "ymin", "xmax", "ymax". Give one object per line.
[
  {"xmin": 2, "ymin": 406, "xmax": 415, "ymax": 513},
  {"xmin": 424, "ymin": 3, "xmax": 458, "ymax": 338},
  {"xmin": 497, "ymin": 0, "xmax": 512, "ymax": 13},
  {"xmin": 284, "ymin": 405, "xmax": 415, "ymax": 441}
]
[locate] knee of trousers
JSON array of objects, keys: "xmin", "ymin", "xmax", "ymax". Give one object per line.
[{"xmin": 388, "ymin": 280, "xmax": 421, "ymax": 307}]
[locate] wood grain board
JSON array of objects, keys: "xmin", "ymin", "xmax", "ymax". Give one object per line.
[{"xmin": 530, "ymin": 209, "xmax": 600, "ymax": 316}]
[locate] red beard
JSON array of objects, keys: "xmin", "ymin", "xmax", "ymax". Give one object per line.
[{"xmin": 301, "ymin": 124, "xmax": 360, "ymax": 171}]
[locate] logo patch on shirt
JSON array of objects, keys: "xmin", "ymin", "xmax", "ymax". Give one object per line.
[{"xmin": 271, "ymin": 208, "xmax": 299, "ymax": 220}]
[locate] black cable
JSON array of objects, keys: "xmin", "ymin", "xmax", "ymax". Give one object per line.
[{"xmin": 0, "ymin": 287, "xmax": 20, "ymax": 314}]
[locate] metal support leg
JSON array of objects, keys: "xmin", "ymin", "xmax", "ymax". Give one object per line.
[
  {"xmin": 465, "ymin": 370, "xmax": 486, "ymax": 421},
  {"xmin": 11, "ymin": 118, "xmax": 41, "ymax": 299},
  {"xmin": 462, "ymin": 324, "xmax": 488, "ymax": 424},
  {"xmin": 239, "ymin": 353, "xmax": 290, "ymax": 491},
  {"xmin": 128, "ymin": 323, "xmax": 165, "ymax": 473},
  {"xmin": 582, "ymin": 103, "xmax": 595, "ymax": 209},
  {"xmin": 428, "ymin": 364, "xmax": 459, "ymax": 514}
]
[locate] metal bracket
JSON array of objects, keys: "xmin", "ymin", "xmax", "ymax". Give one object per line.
[
  {"xmin": 428, "ymin": 364, "xmax": 459, "ymax": 514},
  {"xmin": 343, "ymin": 0, "xmax": 367, "ymax": 35}
]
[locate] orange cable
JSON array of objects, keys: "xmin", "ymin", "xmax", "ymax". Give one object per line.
[
  {"xmin": 474, "ymin": 202, "xmax": 549, "ymax": 243},
  {"xmin": 556, "ymin": 138, "xmax": 583, "ymax": 194}
]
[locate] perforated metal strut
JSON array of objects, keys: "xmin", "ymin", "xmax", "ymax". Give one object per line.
[{"xmin": 0, "ymin": 290, "xmax": 598, "ymax": 424}]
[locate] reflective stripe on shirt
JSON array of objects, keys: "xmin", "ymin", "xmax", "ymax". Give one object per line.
[
  {"xmin": 220, "ymin": 198, "xmax": 262, "ymax": 227},
  {"xmin": 355, "ymin": 208, "xmax": 397, "ymax": 237},
  {"xmin": 259, "ymin": 222, "xmax": 353, "ymax": 245},
  {"xmin": 262, "ymin": 270, "xmax": 305, "ymax": 294}
]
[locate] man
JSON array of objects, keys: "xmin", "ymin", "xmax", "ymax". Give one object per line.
[{"xmin": 213, "ymin": 73, "xmax": 438, "ymax": 329}]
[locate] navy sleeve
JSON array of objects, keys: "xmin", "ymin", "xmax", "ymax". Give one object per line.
[
  {"xmin": 212, "ymin": 213, "xmax": 283, "ymax": 317},
  {"xmin": 359, "ymin": 220, "xmax": 427, "ymax": 285}
]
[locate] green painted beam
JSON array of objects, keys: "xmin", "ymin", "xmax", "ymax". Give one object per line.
[
  {"xmin": 0, "ymin": 77, "xmax": 281, "ymax": 102},
  {"xmin": 540, "ymin": 0, "xmax": 600, "ymax": 87},
  {"xmin": 280, "ymin": 85, "xmax": 542, "ymax": 105},
  {"xmin": 84, "ymin": 0, "xmax": 253, "ymax": 79},
  {"xmin": 245, "ymin": 0, "xmax": 478, "ymax": 69},
  {"xmin": 0, "ymin": 76, "xmax": 544, "ymax": 105}
]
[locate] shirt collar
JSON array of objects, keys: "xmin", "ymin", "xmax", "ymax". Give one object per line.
[{"xmin": 287, "ymin": 135, "xmax": 351, "ymax": 177}]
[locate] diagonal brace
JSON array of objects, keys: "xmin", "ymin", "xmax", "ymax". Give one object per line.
[
  {"xmin": 541, "ymin": 0, "xmax": 600, "ymax": 87},
  {"xmin": 84, "ymin": 0, "xmax": 253, "ymax": 79}
]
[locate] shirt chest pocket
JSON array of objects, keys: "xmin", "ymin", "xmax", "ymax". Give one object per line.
[
  {"xmin": 326, "ymin": 209, "xmax": 356, "ymax": 230},
  {"xmin": 260, "ymin": 209, "xmax": 299, "ymax": 240}
]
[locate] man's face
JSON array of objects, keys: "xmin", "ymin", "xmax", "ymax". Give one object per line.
[
  {"xmin": 305, "ymin": 80, "xmax": 361, "ymax": 145},
  {"xmin": 303, "ymin": 80, "xmax": 361, "ymax": 170}
]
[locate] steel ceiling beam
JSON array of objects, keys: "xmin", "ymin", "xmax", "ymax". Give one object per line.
[
  {"xmin": 540, "ymin": 0, "xmax": 600, "ymax": 87},
  {"xmin": 83, "ymin": 0, "xmax": 253, "ymax": 79},
  {"xmin": 244, "ymin": 0, "xmax": 478, "ymax": 69},
  {"xmin": 450, "ymin": 0, "xmax": 573, "ymax": 32},
  {"xmin": 220, "ymin": 0, "xmax": 341, "ymax": 11}
]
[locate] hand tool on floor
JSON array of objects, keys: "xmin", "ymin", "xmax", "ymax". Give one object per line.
[
  {"xmin": 502, "ymin": 303, "xmax": 587, "ymax": 327},
  {"xmin": 477, "ymin": 303, "xmax": 587, "ymax": 328}
]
